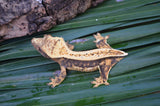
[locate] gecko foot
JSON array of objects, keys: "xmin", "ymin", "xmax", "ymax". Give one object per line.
[
  {"xmin": 93, "ymin": 33, "xmax": 109, "ymax": 43},
  {"xmin": 47, "ymin": 77, "xmax": 61, "ymax": 88},
  {"xmin": 91, "ymin": 77, "xmax": 109, "ymax": 88}
]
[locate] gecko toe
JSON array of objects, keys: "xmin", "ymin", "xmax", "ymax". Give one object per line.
[
  {"xmin": 47, "ymin": 82, "xmax": 56, "ymax": 88},
  {"xmin": 104, "ymin": 82, "xmax": 109, "ymax": 85},
  {"xmin": 51, "ymin": 85, "xmax": 55, "ymax": 88},
  {"xmin": 91, "ymin": 81, "xmax": 96, "ymax": 84},
  {"xmin": 91, "ymin": 80, "xmax": 100, "ymax": 87},
  {"xmin": 93, "ymin": 84, "xmax": 100, "ymax": 88},
  {"xmin": 91, "ymin": 77, "xmax": 109, "ymax": 88},
  {"xmin": 47, "ymin": 82, "xmax": 52, "ymax": 87}
]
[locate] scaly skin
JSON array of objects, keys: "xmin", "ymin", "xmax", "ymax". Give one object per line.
[{"xmin": 31, "ymin": 33, "xmax": 128, "ymax": 88}]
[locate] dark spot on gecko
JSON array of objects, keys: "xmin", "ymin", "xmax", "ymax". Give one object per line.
[
  {"xmin": 56, "ymin": 78, "xmax": 61, "ymax": 83},
  {"xmin": 54, "ymin": 70, "xmax": 61, "ymax": 76},
  {"xmin": 21, "ymin": 23, "xmax": 25, "ymax": 26},
  {"xmin": 19, "ymin": 28, "xmax": 22, "ymax": 31},
  {"xmin": 60, "ymin": 71, "xmax": 66, "ymax": 78},
  {"xmin": 111, "ymin": 58, "xmax": 117, "ymax": 65}
]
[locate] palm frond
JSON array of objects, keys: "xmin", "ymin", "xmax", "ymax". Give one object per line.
[{"xmin": 0, "ymin": 0, "xmax": 160, "ymax": 105}]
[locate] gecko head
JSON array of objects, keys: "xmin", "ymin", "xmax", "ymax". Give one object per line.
[{"xmin": 31, "ymin": 34, "xmax": 66, "ymax": 58}]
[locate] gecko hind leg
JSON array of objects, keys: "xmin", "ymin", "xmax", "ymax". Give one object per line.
[
  {"xmin": 93, "ymin": 33, "xmax": 111, "ymax": 49},
  {"xmin": 91, "ymin": 65, "xmax": 110, "ymax": 88},
  {"xmin": 47, "ymin": 65, "xmax": 66, "ymax": 88},
  {"xmin": 91, "ymin": 58, "xmax": 121, "ymax": 88}
]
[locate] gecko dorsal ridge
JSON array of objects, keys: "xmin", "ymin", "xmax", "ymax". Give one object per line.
[{"xmin": 32, "ymin": 34, "xmax": 128, "ymax": 61}]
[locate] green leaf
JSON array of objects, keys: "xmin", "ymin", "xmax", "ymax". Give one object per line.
[{"xmin": 0, "ymin": 0, "xmax": 160, "ymax": 105}]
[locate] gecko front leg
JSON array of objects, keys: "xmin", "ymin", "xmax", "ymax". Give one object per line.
[{"xmin": 47, "ymin": 65, "xmax": 67, "ymax": 88}]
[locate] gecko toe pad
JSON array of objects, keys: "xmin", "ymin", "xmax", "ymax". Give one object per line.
[
  {"xmin": 91, "ymin": 77, "xmax": 109, "ymax": 88},
  {"xmin": 47, "ymin": 77, "xmax": 60, "ymax": 88}
]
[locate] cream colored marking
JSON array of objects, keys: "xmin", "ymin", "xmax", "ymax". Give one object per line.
[
  {"xmin": 49, "ymin": 48, "xmax": 128, "ymax": 61},
  {"xmin": 32, "ymin": 35, "xmax": 128, "ymax": 61}
]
